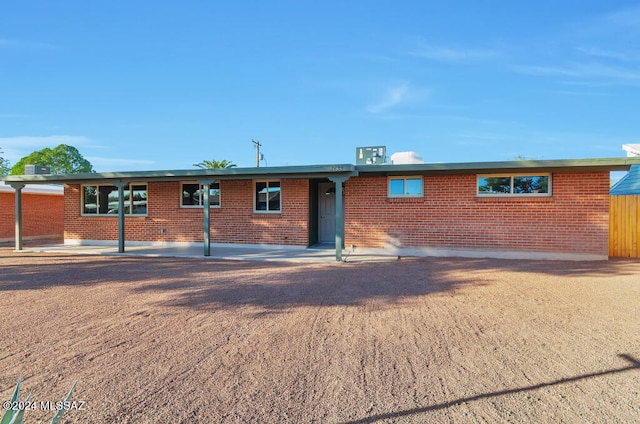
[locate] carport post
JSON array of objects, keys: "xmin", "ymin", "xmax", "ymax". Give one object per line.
[
  {"xmin": 329, "ymin": 176, "xmax": 349, "ymax": 262},
  {"xmin": 114, "ymin": 182, "xmax": 128, "ymax": 253},
  {"xmin": 10, "ymin": 183, "xmax": 25, "ymax": 251},
  {"xmin": 199, "ymin": 179, "xmax": 214, "ymax": 257}
]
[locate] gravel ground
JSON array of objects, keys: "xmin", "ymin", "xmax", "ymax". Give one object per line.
[{"xmin": 1, "ymin": 249, "xmax": 639, "ymax": 423}]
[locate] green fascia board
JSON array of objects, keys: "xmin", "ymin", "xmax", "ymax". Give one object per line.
[
  {"xmin": 1, "ymin": 164, "xmax": 357, "ymax": 185},
  {"xmin": 356, "ymin": 157, "xmax": 640, "ymax": 175},
  {"xmin": 4, "ymin": 157, "xmax": 640, "ymax": 185}
]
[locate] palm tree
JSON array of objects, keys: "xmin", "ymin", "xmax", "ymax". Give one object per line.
[{"xmin": 193, "ymin": 159, "xmax": 237, "ymax": 169}]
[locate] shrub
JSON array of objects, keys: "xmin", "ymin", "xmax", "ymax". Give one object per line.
[{"xmin": 1, "ymin": 377, "xmax": 76, "ymax": 424}]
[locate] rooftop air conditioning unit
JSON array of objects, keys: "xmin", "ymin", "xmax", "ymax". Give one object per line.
[
  {"xmin": 24, "ymin": 164, "xmax": 52, "ymax": 175},
  {"xmin": 389, "ymin": 151, "xmax": 425, "ymax": 164},
  {"xmin": 356, "ymin": 146, "xmax": 386, "ymax": 165}
]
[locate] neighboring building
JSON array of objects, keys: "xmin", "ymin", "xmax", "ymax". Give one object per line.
[
  {"xmin": 612, "ymin": 144, "xmax": 640, "ymax": 195},
  {"xmin": 0, "ymin": 182, "xmax": 64, "ymax": 243},
  {"xmin": 3, "ymin": 157, "xmax": 640, "ymax": 260},
  {"xmin": 622, "ymin": 144, "xmax": 640, "ymax": 157},
  {"xmin": 610, "ymin": 165, "xmax": 640, "ymax": 196}
]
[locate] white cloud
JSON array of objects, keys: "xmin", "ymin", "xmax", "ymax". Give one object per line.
[
  {"xmin": 0, "ymin": 135, "xmax": 94, "ymax": 162},
  {"xmin": 86, "ymin": 156, "xmax": 155, "ymax": 169},
  {"xmin": 606, "ymin": 4, "xmax": 640, "ymax": 30},
  {"xmin": 512, "ymin": 62, "xmax": 640, "ymax": 85},
  {"xmin": 0, "ymin": 38, "xmax": 56, "ymax": 49},
  {"xmin": 0, "ymin": 135, "xmax": 93, "ymax": 148},
  {"xmin": 0, "ymin": 135, "xmax": 156, "ymax": 171},
  {"xmin": 554, "ymin": 89, "xmax": 612, "ymax": 97},
  {"xmin": 576, "ymin": 47, "xmax": 640, "ymax": 62},
  {"xmin": 410, "ymin": 42, "xmax": 498, "ymax": 63},
  {"xmin": 0, "ymin": 113, "xmax": 29, "ymax": 119},
  {"xmin": 367, "ymin": 83, "xmax": 411, "ymax": 114},
  {"xmin": 493, "ymin": 4, "xmax": 640, "ymax": 87}
]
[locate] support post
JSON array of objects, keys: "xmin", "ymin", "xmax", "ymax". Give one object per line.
[
  {"xmin": 11, "ymin": 183, "xmax": 25, "ymax": 251},
  {"xmin": 114, "ymin": 182, "xmax": 128, "ymax": 254},
  {"xmin": 329, "ymin": 176, "xmax": 349, "ymax": 262},
  {"xmin": 199, "ymin": 179, "xmax": 213, "ymax": 256}
]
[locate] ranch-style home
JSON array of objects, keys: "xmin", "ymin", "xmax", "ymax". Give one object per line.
[{"xmin": 4, "ymin": 157, "xmax": 640, "ymax": 261}]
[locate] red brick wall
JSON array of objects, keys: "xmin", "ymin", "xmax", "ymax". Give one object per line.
[
  {"xmin": 64, "ymin": 179, "xmax": 310, "ymax": 246},
  {"xmin": 63, "ymin": 172, "xmax": 611, "ymax": 255},
  {"xmin": 344, "ymin": 172, "xmax": 610, "ymax": 255},
  {"xmin": 0, "ymin": 191, "xmax": 64, "ymax": 240}
]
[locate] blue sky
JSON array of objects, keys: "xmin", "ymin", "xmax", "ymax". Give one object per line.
[{"xmin": 1, "ymin": 1, "xmax": 639, "ymax": 172}]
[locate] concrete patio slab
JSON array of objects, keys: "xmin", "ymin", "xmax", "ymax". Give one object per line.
[{"xmin": 15, "ymin": 243, "xmax": 399, "ymax": 263}]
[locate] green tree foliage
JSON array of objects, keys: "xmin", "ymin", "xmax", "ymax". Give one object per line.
[
  {"xmin": 513, "ymin": 175, "xmax": 548, "ymax": 193},
  {"xmin": 478, "ymin": 176, "xmax": 511, "ymax": 194},
  {"xmin": 478, "ymin": 155, "xmax": 549, "ymax": 194},
  {"xmin": 513, "ymin": 154, "xmax": 534, "ymax": 161},
  {"xmin": 193, "ymin": 159, "xmax": 236, "ymax": 169},
  {"xmin": 0, "ymin": 148, "xmax": 10, "ymax": 176},
  {"xmin": 11, "ymin": 144, "xmax": 94, "ymax": 175}
]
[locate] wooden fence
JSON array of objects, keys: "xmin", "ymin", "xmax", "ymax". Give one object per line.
[{"xmin": 609, "ymin": 195, "xmax": 640, "ymax": 258}]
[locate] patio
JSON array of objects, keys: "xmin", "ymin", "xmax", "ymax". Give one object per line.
[{"xmin": 13, "ymin": 242, "xmax": 399, "ymax": 263}]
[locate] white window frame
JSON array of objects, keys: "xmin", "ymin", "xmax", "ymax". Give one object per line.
[
  {"xmin": 388, "ymin": 176, "xmax": 424, "ymax": 198},
  {"xmin": 81, "ymin": 183, "xmax": 148, "ymax": 216},
  {"xmin": 477, "ymin": 173, "xmax": 552, "ymax": 197},
  {"xmin": 254, "ymin": 180, "xmax": 281, "ymax": 213},
  {"xmin": 180, "ymin": 181, "xmax": 221, "ymax": 208}
]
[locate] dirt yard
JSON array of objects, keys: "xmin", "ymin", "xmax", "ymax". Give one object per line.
[{"xmin": 0, "ymin": 249, "xmax": 638, "ymax": 423}]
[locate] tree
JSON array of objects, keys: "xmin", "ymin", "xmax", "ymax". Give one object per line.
[
  {"xmin": 478, "ymin": 154, "xmax": 548, "ymax": 194},
  {"xmin": 0, "ymin": 148, "xmax": 10, "ymax": 176},
  {"xmin": 513, "ymin": 154, "xmax": 534, "ymax": 161},
  {"xmin": 11, "ymin": 144, "xmax": 94, "ymax": 175},
  {"xmin": 193, "ymin": 159, "xmax": 236, "ymax": 169}
]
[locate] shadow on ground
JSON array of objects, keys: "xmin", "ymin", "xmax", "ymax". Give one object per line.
[
  {"xmin": 1, "ymin": 251, "xmax": 639, "ymax": 311},
  {"xmin": 343, "ymin": 354, "xmax": 640, "ymax": 423}
]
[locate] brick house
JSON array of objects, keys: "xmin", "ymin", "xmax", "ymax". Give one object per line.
[
  {"xmin": 4, "ymin": 157, "xmax": 640, "ymax": 260},
  {"xmin": 0, "ymin": 182, "xmax": 64, "ymax": 243}
]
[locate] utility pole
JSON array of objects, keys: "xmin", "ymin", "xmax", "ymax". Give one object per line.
[{"xmin": 252, "ymin": 139, "xmax": 262, "ymax": 167}]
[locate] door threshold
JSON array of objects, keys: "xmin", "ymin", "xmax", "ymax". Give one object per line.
[{"xmin": 308, "ymin": 242, "xmax": 335, "ymax": 250}]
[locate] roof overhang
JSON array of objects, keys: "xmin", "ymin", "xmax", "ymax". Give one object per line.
[
  {"xmin": 3, "ymin": 158, "xmax": 640, "ymax": 186},
  {"xmin": 0, "ymin": 181, "xmax": 64, "ymax": 195},
  {"xmin": 356, "ymin": 157, "xmax": 640, "ymax": 176},
  {"xmin": 1, "ymin": 164, "xmax": 358, "ymax": 185}
]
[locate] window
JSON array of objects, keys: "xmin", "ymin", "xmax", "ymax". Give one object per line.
[
  {"xmin": 477, "ymin": 174, "xmax": 551, "ymax": 196},
  {"xmin": 82, "ymin": 184, "xmax": 148, "ymax": 215},
  {"xmin": 388, "ymin": 176, "xmax": 423, "ymax": 197},
  {"xmin": 255, "ymin": 181, "xmax": 281, "ymax": 212},
  {"xmin": 181, "ymin": 182, "xmax": 220, "ymax": 208}
]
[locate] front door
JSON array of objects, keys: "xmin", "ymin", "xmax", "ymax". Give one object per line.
[{"xmin": 318, "ymin": 182, "xmax": 336, "ymax": 244}]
